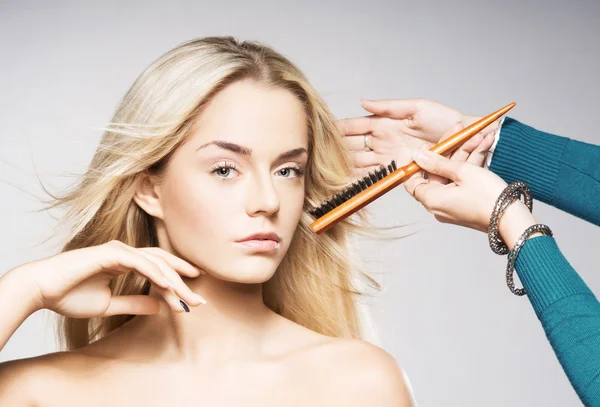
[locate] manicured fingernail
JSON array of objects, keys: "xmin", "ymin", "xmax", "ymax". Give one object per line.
[
  {"xmin": 360, "ymin": 98, "xmax": 370, "ymax": 105},
  {"xmin": 195, "ymin": 294, "xmax": 207, "ymax": 304},
  {"xmin": 179, "ymin": 299, "xmax": 190, "ymax": 312}
]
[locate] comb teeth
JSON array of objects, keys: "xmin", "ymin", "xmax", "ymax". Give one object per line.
[{"xmin": 309, "ymin": 160, "xmax": 397, "ymax": 218}]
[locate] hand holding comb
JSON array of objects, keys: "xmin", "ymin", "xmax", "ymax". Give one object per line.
[{"xmin": 309, "ymin": 102, "xmax": 516, "ymax": 234}]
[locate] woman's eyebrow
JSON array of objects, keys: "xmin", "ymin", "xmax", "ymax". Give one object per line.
[
  {"xmin": 197, "ymin": 141, "xmax": 251, "ymax": 155},
  {"xmin": 277, "ymin": 148, "xmax": 308, "ymax": 160},
  {"xmin": 197, "ymin": 141, "xmax": 307, "ymax": 160}
]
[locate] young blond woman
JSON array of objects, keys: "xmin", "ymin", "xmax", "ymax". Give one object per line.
[{"xmin": 0, "ymin": 37, "xmax": 414, "ymax": 406}]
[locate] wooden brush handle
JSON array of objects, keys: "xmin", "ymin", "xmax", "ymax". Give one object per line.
[
  {"xmin": 310, "ymin": 102, "xmax": 516, "ymax": 234},
  {"xmin": 398, "ymin": 102, "xmax": 515, "ymax": 178}
]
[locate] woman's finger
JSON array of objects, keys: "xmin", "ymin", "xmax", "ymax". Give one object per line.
[
  {"xmin": 137, "ymin": 250, "xmax": 206, "ymax": 306},
  {"xmin": 101, "ymin": 242, "xmax": 206, "ymax": 312},
  {"xmin": 154, "ymin": 285, "xmax": 191, "ymax": 313},
  {"xmin": 138, "ymin": 247, "xmax": 204, "ymax": 277},
  {"xmin": 96, "ymin": 241, "xmax": 172, "ymax": 289},
  {"xmin": 103, "ymin": 295, "xmax": 161, "ymax": 317}
]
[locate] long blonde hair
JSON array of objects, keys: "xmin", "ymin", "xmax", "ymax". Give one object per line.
[{"xmin": 49, "ymin": 36, "xmax": 378, "ymax": 350}]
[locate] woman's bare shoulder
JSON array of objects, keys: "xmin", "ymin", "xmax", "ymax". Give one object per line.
[
  {"xmin": 300, "ymin": 337, "xmax": 400, "ymax": 374},
  {"xmin": 288, "ymin": 337, "xmax": 414, "ymax": 406},
  {"xmin": 0, "ymin": 350, "xmax": 110, "ymax": 405},
  {"xmin": 268, "ymin": 317, "xmax": 412, "ymax": 406}
]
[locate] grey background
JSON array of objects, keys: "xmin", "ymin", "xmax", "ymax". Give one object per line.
[{"xmin": 1, "ymin": 1, "xmax": 599, "ymax": 405}]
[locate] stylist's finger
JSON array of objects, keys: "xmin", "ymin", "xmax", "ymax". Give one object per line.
[
  {"xmin": 404, "ymin": 170, "xmax": 427, "ymax": 197},
  {"xmin": 406, "ymin": 176, "xmax": 448, "ymax": 212},
  {"xmin": 359, "ymin": 98, "xmax": 418, "ymax": 119},
  {"xmin": 351, "ymin": 165, "xmax": 383, "ymax": 180},
  {"xmin": 412, "ymin": 145, "xmax": 442, "ymax": 186},
  {"xmin": 450, "ymin": 133, "xmax": 483, "ymax": 162},
  {"xmin": 342, "ymin": 134, "xmax": 370, "ymax": 152},
  {"xmin": 338, "ymin": 116, "xmax": 374, "ymax": 136},
  {"xmin": 466, "ymin": 133, "xmax": 496, "ymax": 167},
  {"xmin": 412, "ymin": 149, "xmax": 463, "ymax": 183},
  {"xmin": 425, "ymin": 123, "xmax": 464, "ymax": 185},
  {"xmin": 354, "ymin": 149, "xmax": 395, "ymax": 169}
]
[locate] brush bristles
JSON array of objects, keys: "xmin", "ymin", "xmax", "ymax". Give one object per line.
[{"xmin": 309, "ymin": 160, "xmax": 397, "ymax": 218}]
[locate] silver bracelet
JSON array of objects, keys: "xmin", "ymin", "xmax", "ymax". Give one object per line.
[
  {"xmin": 488, "ymin": 182, "xmax": 533, "ymax": 255},
  {"xmin": 506, "ymin": 224, "xmax": 553, "ymax": 296}
]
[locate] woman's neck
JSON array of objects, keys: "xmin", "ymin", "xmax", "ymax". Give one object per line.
[{"xmin": 130, "ymin": 273, "xmax": 280, "ymax": 364}]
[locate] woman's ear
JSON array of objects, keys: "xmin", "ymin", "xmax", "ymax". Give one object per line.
[{"xmin": 133, "ymin": 171, "xmax": 164, "ymax": 219}]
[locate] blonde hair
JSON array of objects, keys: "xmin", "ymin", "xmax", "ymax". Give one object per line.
[{"xmin": 49, "ymin": 36, "xmax": 379, "ymax": 350}]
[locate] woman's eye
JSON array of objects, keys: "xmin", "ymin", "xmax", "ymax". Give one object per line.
[
  {"xmin": 211, "ymin": 163, "xmax": 239, "ymax": 179},
  {"xmin": 211, "ymin": 164, "xmax": 303, "ymax": 180},
  {"xmin": 277, "ymin": 167, "xmax": 303, "ymax": 178},
  {"xmin": 217, "ymin": 167, "xmax": 232, "ymax": 177}
]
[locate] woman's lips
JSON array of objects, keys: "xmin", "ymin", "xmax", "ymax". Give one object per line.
[{"xmin": 234, "ymin": 239, "xmax": 280, "ymax": 252}]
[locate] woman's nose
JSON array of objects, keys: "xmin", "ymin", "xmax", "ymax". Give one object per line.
[{"xmin": 245, "ymin": 175, "xmax": 280, "ymax": 217}]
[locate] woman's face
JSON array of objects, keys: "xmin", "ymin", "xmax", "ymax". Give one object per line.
[{"xmin": 155, "ymin": 79, "xmax": 309, "ymax": 284}]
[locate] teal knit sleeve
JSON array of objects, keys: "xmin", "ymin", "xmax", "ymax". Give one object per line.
[
  {"xmin": 488, "ymin": 118, "xmax": 600, "ymax": 405},
  {"xmin": 489, "ymin": 117, "xmax": 600, "ymax": 225},
  {"xmin": 516, "ymin": 236, "xmax": 600, "ymax": 406}
]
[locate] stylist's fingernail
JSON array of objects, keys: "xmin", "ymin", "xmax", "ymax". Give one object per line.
[
  {"xmin": 413, "ymin": 151, "xmax": 428, "ymax": 162},
  {"xmin": 195, "ymin": 294, "xmax": 207, "ymax": 304},
  {"xmin": 179, "ymin": 299, "xmax": 190, "ymax": 312},
  {"xmin": 360, "ymin": 98, "xmax": 370, "ymax": 105}
]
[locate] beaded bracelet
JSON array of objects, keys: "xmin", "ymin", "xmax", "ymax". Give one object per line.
[
  {"xmin": 488, "ymin": 182, "xmax": 533, "ymax": 255},
  {"xmin": 506, "ymin": 224, "xmax": 553, "ymax": 296}
]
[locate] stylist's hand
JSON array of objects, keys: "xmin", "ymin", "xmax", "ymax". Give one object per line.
[
  {"xmin": 406, "ymin": 150, "xmax": 539, "ymax": 248},
  {"xmin": 338, "ymin": 98, "xmax": 496, "ymax": 180},
  {"xmin": 406, "ymin": 149, "xmax": 506, "ymax": 232}
]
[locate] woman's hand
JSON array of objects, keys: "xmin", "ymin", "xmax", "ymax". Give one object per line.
[{"xmin": 14, "ymin": 241, "xmax": 206, "ymax": 318}]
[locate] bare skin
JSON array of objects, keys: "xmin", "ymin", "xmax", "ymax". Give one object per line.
[
  {"xmin": 0, "ymin": 81, "xmax": 412, "ymax": 406},
  {"xmin": 0, "ymin": 296, "xmax": 406, "ymax": 406},
  {"xmin": 339, "ymin": 98, "xmax": 541, "ymax": 244}
]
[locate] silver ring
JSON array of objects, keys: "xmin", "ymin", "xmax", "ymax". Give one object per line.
[
  {"xmin": 364, "ymin": 134, "xmax": 371, "ymax": 150},
  {"xmin": 412, "ymin": 180, "xmax": 428, "ymax": 199}
]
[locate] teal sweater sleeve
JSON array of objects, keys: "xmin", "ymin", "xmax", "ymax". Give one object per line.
[
  {"xmin": 489, "ymin": 118, "xmax": 600, "ymax": 406},
  {"xmin": 490, "ymin": 117, "xmax": 600, "ymax": 225}
]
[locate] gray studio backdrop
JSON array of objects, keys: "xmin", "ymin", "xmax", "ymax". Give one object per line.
[{"xmin": 1, "ymin": 1, "xmax": 599, "ymax": 406}]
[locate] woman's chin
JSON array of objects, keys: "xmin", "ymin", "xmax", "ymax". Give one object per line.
[
  {"xmin": 210, "ymin": 271, "xmax": 276, "ymax": 285},
  {"xmin": 204, "ymin": 259, "xmax": 280, "ymax": 285}
]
